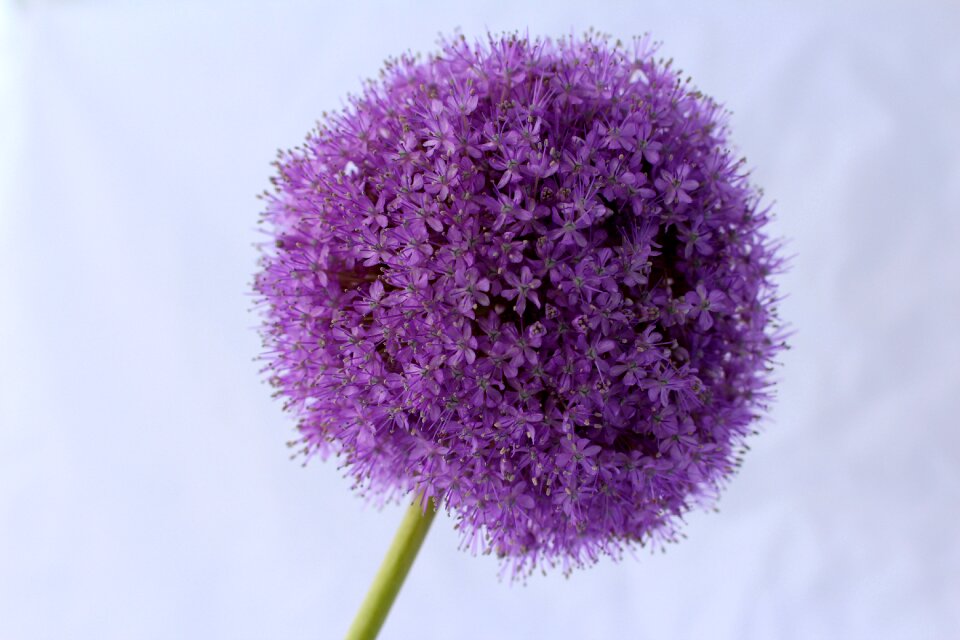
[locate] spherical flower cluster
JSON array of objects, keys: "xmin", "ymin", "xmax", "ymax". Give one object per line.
[{"xmin": 255, "ymin": 32, "xmax": 785, "ymax": 575}]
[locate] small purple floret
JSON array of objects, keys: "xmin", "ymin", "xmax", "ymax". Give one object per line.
[{"xmin": 255, "ymin": 32, "xmax": 786, "ymax": 575}]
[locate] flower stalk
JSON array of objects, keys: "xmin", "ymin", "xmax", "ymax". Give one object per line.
[{"xmin": 345, "ymin": 496, "xmax": 436, "ymax": 640}]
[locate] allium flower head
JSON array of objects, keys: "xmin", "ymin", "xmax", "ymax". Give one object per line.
[{"xmin": 255, "ymin": 32, "xmax": 786, "ymax": 575}]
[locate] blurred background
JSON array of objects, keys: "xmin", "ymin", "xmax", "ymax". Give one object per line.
[{"xmin": 1, "ymin": 2, "xmax": 959, "ymax": 639}]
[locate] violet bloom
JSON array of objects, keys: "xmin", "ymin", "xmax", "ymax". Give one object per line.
[
  {"xmin": 502, "ymin": 266, "xmax": 542, "ymax": 314},
  {"xmin": 255, "ymin": 32, "xmax": 786, "ymax": 576}
]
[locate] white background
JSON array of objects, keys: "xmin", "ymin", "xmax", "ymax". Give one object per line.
[{"xmin": 2, "ymin": 2, "xmax": 959, "ymax": 639}]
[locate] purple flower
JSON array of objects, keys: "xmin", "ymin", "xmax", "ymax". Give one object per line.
[
  {"xmin": 255, "ymin": 33, "xmax": 786, "ymax": 577},
  {"xmin": 682, "ymin": 284, "xmax": 729, "ymax": 330},
  {"xmin": 424, "ymin": 158, "xmax": 459, "ymax": 200},
  {"xmin": 453, "ymin": 267, "xmax": 490, "ymax": 316},
  {"xmin": 599, "ymin": 120, "xmax": 638, "ymax": 151},
  {"xmin": 655, "ymin": 164, "xmax": 699, "ymax": 206},
  {"xmin": 549, "ymin": 204, "xmax": 590, "ymax": 247},
  {"xmin": 502, "ymin": 266, "xmax": 542, "ymax": 314},
  {"xmin": 635, "ymin": 122, "xmax": 662, "ymax": 165},
  {"xmin": 444, "ymin": 322, "xmax": 478, "ymax": 366},
  {"xmin": 679, "ymin": 219, "xmax": 715, "ymax": 259},
  {"xmin": 556, "ymin": 436, "xmax": 603, "ymax": 475}
]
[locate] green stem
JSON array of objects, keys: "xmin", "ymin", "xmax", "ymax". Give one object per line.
[{"xmin": 345, "ymin": 495, "xmax": 437, "ymax": 640}]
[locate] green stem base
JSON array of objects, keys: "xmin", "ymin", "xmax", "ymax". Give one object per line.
[{"xmin": 345, "ymin": 495, "xmax": 436, "ymax": 640}]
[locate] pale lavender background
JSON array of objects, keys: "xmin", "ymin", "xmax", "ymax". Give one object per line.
[{"xmin": 1, "ymin": 2, "xmax": 959, "ymax": 639}]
